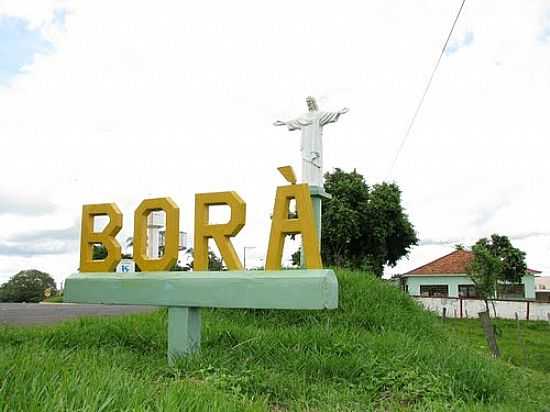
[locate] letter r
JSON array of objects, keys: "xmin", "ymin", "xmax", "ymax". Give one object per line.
[{"xmin": 194, "ymin": 192, "xmax": 245, "ymax": 271}]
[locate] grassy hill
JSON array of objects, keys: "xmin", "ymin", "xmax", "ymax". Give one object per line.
[{"xmin": 1, "ymin": 269, "xmax": 549, "ymax": 411}]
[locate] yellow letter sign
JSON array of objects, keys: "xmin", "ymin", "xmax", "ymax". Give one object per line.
[
  {"xmin": 80, "ymin": 203, "xmax": 123, "ymax": 272},
  {"xmin": 133, "ymin": 197, "xmax": 180, "ymax": 271},
  {"xmin": 265, "ymin": 183, "xmax": 322, "ymax": 270},
  {"xmin": 194, "ymin": 192, "xmax": 246, "ymax": 271}
]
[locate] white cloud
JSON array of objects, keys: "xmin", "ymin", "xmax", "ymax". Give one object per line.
[
  {"xmin": 0, "ymin": 191, "xmax": 56, "ymax": 216},
  {"xmin": 0, "ymin": 222, "xmax": 79, "ymax": 262},
  {"xmin": 0, "ymin": 240, "xmax": 71, "ymax": 256},
  {"xmin": 7, "ymin": 221, "xmax": 78, "ymax": 242},
  {"xmin": 0, "ymin": 0, "xmax": 549, "ymax": 283}
]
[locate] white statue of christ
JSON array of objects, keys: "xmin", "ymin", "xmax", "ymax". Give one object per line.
[{"xmin": 274, "ymin": 96, "xmax": 349, "ymax": 187}]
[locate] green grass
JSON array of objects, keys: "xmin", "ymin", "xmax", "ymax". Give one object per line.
[
  {"xmin": 1, "ymin": 269, "xmax": 549, "ymax": 411},
  {"xmin": 446, "ymin": 317, "xmax": 550, "ymax": 374}
]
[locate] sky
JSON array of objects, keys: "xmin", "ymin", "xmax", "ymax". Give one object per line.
[{"xmin": 0, "ymin": 0, "xmax": 549, "ymax": 286}]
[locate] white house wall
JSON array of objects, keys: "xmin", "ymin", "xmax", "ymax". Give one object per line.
[
  {"xmin": 523, "ymin": 275, "xmax": 535, "ymax": 299},
  {"xmin": 415, "ymin": 297, "xmax": 550, "ymax": 320}
]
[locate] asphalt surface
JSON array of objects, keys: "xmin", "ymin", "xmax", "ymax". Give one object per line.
[{"xmin": 0, "ymin": 303, "xmax": 157, "ymax": 326}]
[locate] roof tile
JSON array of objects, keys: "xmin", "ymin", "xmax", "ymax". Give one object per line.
[{"xmin": 405, "ymin": 249, "xmax": 541, "ymax": 276}]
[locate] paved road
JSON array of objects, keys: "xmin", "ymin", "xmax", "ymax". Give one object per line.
[{"xmin": 0, "ymin": 303, "xmax": 157, "ymax": 326}]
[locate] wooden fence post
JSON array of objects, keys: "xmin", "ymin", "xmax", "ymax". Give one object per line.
[{"xmin": 479, "ymin": 310, "xmax": 500, "ymax": 358}]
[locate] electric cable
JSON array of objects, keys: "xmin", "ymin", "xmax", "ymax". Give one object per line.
[{"xmin": 388, "ymin": 0, "xmax": 467, "ymax": 177}]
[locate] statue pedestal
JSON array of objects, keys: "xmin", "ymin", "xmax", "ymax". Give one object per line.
[
  {"xmin": 300, "ymin": 185, "xmax": 332, "ymax": 267},
  {"xmin": 309, "ymin": 185, "xmax": 332, "ymax": 244}
]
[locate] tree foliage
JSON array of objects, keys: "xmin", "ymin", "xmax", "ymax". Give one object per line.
[
  {"xmin": 465, "ymin": 235, "xmax": 526, "ymax": 358},
  {"xmin": 93, "ymin": 244, "xmax": 108, "ymax": 260},
  {"xmin": 206, "ymin": 250, "xmax": 224, "ymax": 271},
  {"xmin": 474, "ymin": 234, "xmax": 527, "ymax": 284},
  {"xmin": 321, "ymin": 169, "xmax": 418, "ymax": 276},
  {"xmin": 0, "ymin": 270, "xmax": 57, "ymax": 303},
  {"xmin": 467, "ymin": 244, "xmax": 503, "ymax": 305},
  {"xmin": 181, "ymin": 248, "xmax": 224, "ymax": 271},
  {"xmin": 467, "ymin": 234, "xmax": 527, "ymax": 304},
  {"xmin": 291, "ymin": 249, "xmax": 301, "ymax": 267}
]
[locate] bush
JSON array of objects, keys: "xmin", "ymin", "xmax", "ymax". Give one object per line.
[{"xmin": 0, "ymin": 270, "xmax": 57, "ymax": 303}]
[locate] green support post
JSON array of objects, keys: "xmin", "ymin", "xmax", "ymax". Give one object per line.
[
  {"xmin": 301, "ymin": 185, "xmax": 332, "ymax": 267},
  {"xmin": 167, "ymin": 307, "xmax": 201, "ymax": 365}
]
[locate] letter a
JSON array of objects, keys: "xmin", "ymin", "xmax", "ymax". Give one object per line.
[
  {"xmin": 80, "ymin": 203, "xmax": 123, "ymax": 272},
  {"xmin": 265, "ymin": 183, "xmax": 322, "ymax": 270}
]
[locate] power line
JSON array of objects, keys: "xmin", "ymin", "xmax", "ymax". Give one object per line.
[{"xmin": 388, "ymin": 0, "xmax": 467, "ymax": 177}]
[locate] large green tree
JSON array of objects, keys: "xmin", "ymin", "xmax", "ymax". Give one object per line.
[
  {"xmin": 473, "ymin": 234, "xmax": 527, "ymax": 284},
  {"xmin": 0, "ymin": 269, "xmax": 57, "ymax": 303},
  {"xmin": 321, "ymin": 169, "xmax": 417, "ymax": 276},
  {"xmin": 466, "ymin": 235, "xmax": 527, "ymax": 357},
  {"xmin": 466, "ymin": 243, "xmax": 503, "ymax": 357},
  {"xmin": 467, "ymin": 234, "xmax": 527, "ymax": 300},
  {"xmin": 466, "ymin": 243, "xmax": 503, "ymax": 309}
]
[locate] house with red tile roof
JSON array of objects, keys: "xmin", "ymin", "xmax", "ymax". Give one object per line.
[{"xmin": 400, "ymin": 249, "xmax": 540, "ymax": 300}]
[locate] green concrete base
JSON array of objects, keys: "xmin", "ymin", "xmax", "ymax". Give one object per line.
[
  {"xmin": 64, "ymin": 270, "xmax": 338, "ymax": 363},
  {"xmin": 64, "ymin": 270, "xmax": 338, "ymax": 309},
  {"xmin": 168, "ymin": 307, "xmax": 200, "ymax": 365}
]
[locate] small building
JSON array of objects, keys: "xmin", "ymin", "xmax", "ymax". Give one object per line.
[{"xmin": 401, "ymin": 249, "xmax": 539, "ymax": 300}]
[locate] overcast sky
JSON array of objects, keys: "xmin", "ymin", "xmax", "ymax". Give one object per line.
[{"xmin": 1, "ymin": 0, "xmax": 549, "ymax": 286}]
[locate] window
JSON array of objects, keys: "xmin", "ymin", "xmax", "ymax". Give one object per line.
[
  {"xmin": 459, "ymin": 285, "xmax": 478, "ymax": 298},
  {"xmin": 497, "ymin": 284, "xmax": 525, "ymax": 299},
  {"xmin": 419, "ymin": 285, "xmax": 448, "ymax": 297}
]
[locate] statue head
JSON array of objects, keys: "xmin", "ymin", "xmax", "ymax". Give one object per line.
[{"xmin": 306, "ymin": 96, "xmax": 318, "ymax": 112}]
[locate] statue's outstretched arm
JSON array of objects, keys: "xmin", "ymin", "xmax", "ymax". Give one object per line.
[
  {"xmin": 320, "ymin": 108, "xmax": 349, "ymax": 126},
  {"xmin": 273, "ymin": 119, "xmax": 303, "ymax": 131}
]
